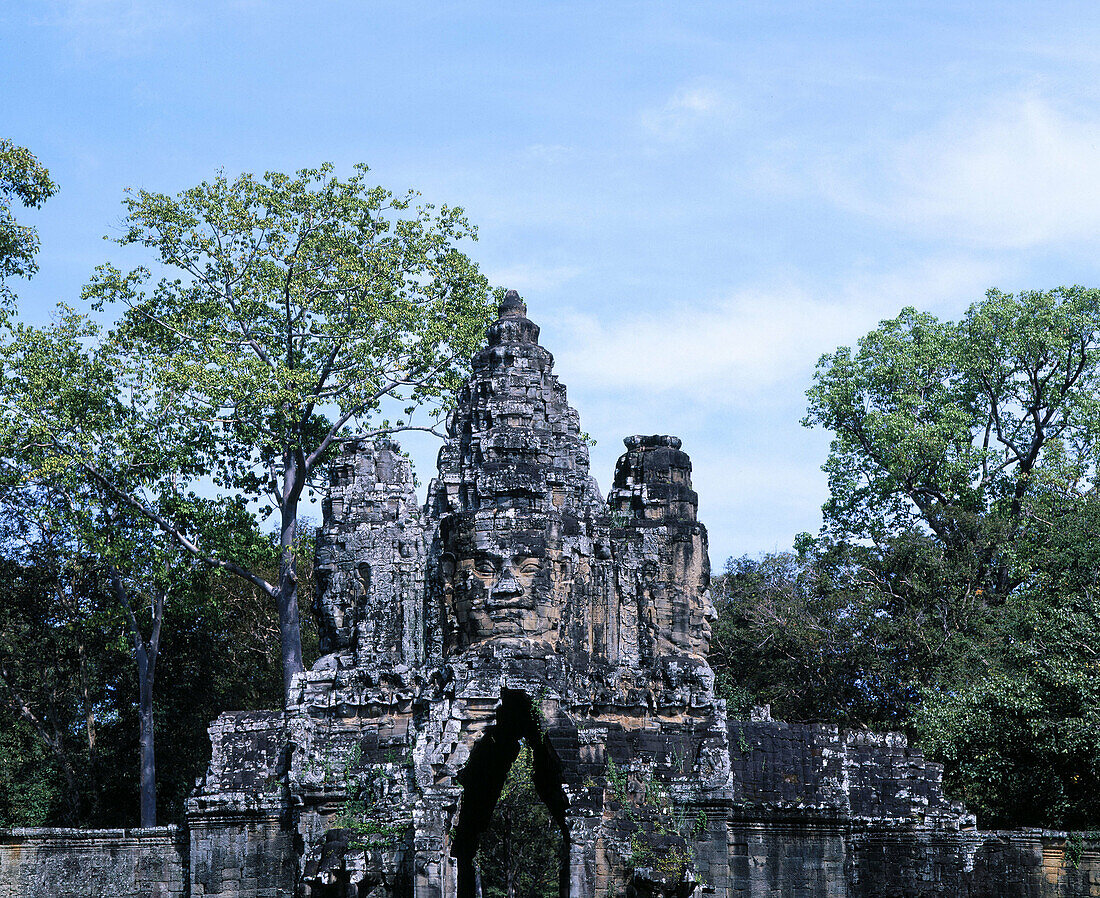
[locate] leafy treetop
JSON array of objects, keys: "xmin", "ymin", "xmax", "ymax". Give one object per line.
[{"xmin": 0, "ymin": 139, "xmax": 57, "ymax": 306}]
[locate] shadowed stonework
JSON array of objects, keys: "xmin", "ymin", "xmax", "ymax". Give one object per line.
[{"xmin": 12, "ymin": 292, "xmax": 1100, "ymax": 897}]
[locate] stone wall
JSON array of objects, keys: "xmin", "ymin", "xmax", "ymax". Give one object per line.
[
  {"xmin": 186, "ymin": 710, "xmax": 298, "ymax": 897},
  {"xmin": 187, "ymin": 813, "xmax": 297, "ymax": 897},
  {"xmin": 727, "ymin": 719, "xmax": 970, "ymax": 824},
  {"xmin": 0, "ymin": 826, "xmax": 186, "ymax": 898},
  {"xmin": 8, "ymin": 820, "xmax": 1100, "ymax": 897},
  {"xmin": 849, "ymin": 828, "xmax": 1100, "ymax": 898}
]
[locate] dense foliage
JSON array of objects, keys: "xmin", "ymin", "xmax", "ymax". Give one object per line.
[
  {"xmin": 476, "ymin": 741, "xmax": 562, "ymax": 898},
  {"xmin": 0, "ymin": 138, "xmax": 57, "ymax": 307},
  {"xmin": 710, "ymin": 287, "xmax": 1100, "ymax": 829},
  {"xmin": 2, "ymin": 144, "xmax": 1098, "ymax": 835},
  {"xmin": 10, "ymin": 164, "xmax": 494, "ymax": 703},
  {"xmin": 0, "ymin": 515, "xmax": 318, "ymax": 827}
]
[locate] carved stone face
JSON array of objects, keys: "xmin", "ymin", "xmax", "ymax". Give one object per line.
[
  {"xmin": 698, "ymin": 588, "xmax": 717, "ymax": 646},
  {"xmin": 441, "ymin": 513, "xmax": 564, "ymax": 648}
]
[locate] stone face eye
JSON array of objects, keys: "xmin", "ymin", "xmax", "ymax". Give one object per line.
[
  {"xmin": 518, "ymin": 559, "xmax": 541, "ymax": 575},
  {"xmin": 475, "ymin": 558, "xmax": 497, "ymax": 576}
]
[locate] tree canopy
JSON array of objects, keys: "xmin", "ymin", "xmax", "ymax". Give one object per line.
[
  {"xmin": 710, "ymin": 286, "xmax": 1100, "ymax": 828},
  {"xmin": 0, "ymin": 161, "xmax": 492, "ymax": 825},
  {"xmin": 9, "ymin": 164, "xmax": 495, "ymax": 700},
  {"xmin": 805, "ymin": 288, "xmax": 1100, "ymax": 598},
  {"xmin": 0, "ymin": 138, "xmax": 56, "ymax": 306}
]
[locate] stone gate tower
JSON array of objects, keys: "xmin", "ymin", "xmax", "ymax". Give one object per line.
[
  {"xmin": 296, "ymin": 290, "xmax": 724, "ymax": 897},
  {"xmin": 189, "ymin": 293, "xmax": 992, "ymax": 898}
]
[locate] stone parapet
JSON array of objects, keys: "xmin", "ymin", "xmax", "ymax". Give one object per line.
[
  {"xmin": 727, "ymin": 720, "xmax": 973, "ymax": 827},
  {"xmin": 0, "ymin": 826, "xmax": 186, "ymax": 898}
]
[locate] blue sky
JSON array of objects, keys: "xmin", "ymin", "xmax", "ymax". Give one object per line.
[{"xmin": 6, "ymin": 1, "xmax": 1100, "ymax": 566}]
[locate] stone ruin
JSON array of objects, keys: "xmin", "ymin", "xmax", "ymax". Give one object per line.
[
  {"xmin": 196, "ymin": 290, "xmax": 731, "ymax": 897},
  {"xmin": 181, "ymin": 292, "xmax": 1066, "ymax": 898},
  {"xmin": 9, "ymin": 292, "xmax": 1100, "ymax": 898}
]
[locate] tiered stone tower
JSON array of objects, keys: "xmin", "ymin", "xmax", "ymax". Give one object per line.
[
  {"xmin": 276, "ymin": 291, "xmax": 726, "ymax": 897},
  {"xmin": 186, "ymin": 293, "xmax": 983, "ymax": 898}
]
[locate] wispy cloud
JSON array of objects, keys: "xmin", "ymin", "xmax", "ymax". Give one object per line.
[
  {"xmin": 37, "ymin": 0, "xmax": 186, "ymax": 57},
  {"xmin": 823, "ymin": 94, "xmax": 1100, "ymax": 248},
  {"xmin": 640, "ymin": 83, "xmax": 736, "ymax": 143},
  {"xmin": 553, "ymin": 256, "xmax": 1003, "ymax": 406}
]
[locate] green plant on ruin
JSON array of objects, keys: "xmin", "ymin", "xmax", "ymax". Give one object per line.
[
  {"xmin": 336, "ymin": 743, "xmax": 408, "ymax": 848},
  {"xmin": 608, "ymin": 510, "xmax": 631, "ymax": 529},
  {"xmin": 669, "ymin": 742, "xmax": 692, "ymax": 776},
  {"xmin": 603, "ymin": 756, "xmax": 703, "ymax": 880},
  {"xmin": 532, "ymin": 684, "xmax": 552, "ymax": 738},
  {"xmin": 1065, "ymin": 832, "xmax": 1084, "ymax": 869}
]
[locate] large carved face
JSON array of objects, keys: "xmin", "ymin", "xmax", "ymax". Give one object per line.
[{"xmin": 440, "ymin": 513, "xmax": 564, "ymax": 648}]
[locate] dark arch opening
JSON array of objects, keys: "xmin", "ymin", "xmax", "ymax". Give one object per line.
[{"xmin": 453, "ymin": 689, "xmax": 569, "ymax": 898}]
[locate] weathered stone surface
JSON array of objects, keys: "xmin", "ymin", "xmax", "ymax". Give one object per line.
[
  {"xmin": 267, "ymin": 291, "xmax": 729, "ymax": 897},
  {"xmin": 0, "ymin": 827, "xmax": 187, "ymax": 898},
  {"xmin": 314, "ymin": 438, "xmax": 427, "ymax": 666},
  {"xmin": 184, "ymin": 293, "xmax": 1100, "ymax": 898}
]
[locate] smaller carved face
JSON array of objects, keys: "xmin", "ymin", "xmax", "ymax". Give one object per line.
[{"xmin": 699, "ymin": 588, "xmax": 717, "ymax": 645}]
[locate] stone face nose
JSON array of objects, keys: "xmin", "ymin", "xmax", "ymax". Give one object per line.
[{"xmin": 491, "ymin": 571, "xmax": 523, "ymax": 598}]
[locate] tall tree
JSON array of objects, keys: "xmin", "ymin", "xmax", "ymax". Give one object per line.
[
  {"xmin": 12, "ymin": 164, "xmax": 493, "ymax": 701},
  {"xmin": 804, "ymin": 287, "xmax": 1100, "ymax": 602},
  {"xmin": 713, "ymin": 285, "xmax": 1100, "ymax": 826},
  {"xmin": 913, "ymin": 490, "xmax": 1100, "ymax": 829},
  {"xmin": 0, "ymin": 139, "xmax": 57, "ymax": 307},
  {"xmin": 714, "ymin": 288, "xmax": 1100, "ymax": 725},
  {"xmin": 0, "ymin": 308, "xmax": 274, "ymax": 825},
  {"xmin": 476, "ymin": 741, "xmax": 561, "ymax": 898}
]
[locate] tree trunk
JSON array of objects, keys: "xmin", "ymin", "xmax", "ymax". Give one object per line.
[
  {"xmin": 110, "ymin": 566, "xmax": 162, "ymax": 829},
  {"xmin": 136, "ymin": 643, "xmax": 156, "ymax": 828},
  {"xmin": 77, "ymin": 639, "xmax": 100, "ymax": 819},
  {"xmin": 506, "ymin": 830, "xmax": 515, "ymax": 898},
  {"xmin": 278, "ymin": 502, "xmax": 304, "ymax": 703}
]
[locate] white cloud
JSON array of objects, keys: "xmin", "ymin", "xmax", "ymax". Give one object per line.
[
  {"xmin": 640, "ymin": 84, "xmax": 735, "ymax": 143},
  {"xmin": 824, "ymin": 95, "xmax": 1100, "ymax": 248},
  {"xmin": 38, "ymin": 0, "xmax": 185, "ymax": 56},
  {"xmin": 485, "ymin": 263, "xmax": 582, "ymax": 293},
  {"xmin": 552, "ymin": 256, "xmax": 1002, "ymax": 406}
]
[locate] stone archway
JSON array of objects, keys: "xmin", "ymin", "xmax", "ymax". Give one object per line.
[{"xmin": 452, "ymin": 690, "xmax": 569, "ymax": 898}]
